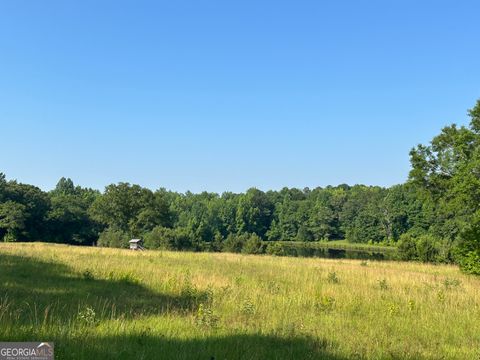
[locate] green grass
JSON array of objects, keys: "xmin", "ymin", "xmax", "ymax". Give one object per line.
[{"xmin": 1, "ymin": 243, "xmax": 479, "ymax": 359}]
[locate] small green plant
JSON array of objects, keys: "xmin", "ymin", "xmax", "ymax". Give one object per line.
[
  {"xmin": 378, "ymin": 278, "xmax": 389, "ymax": 290},
  {"xmin": 200, "ymin": 285, "xmax": 215, "ymax": 306},
  {"xmin": 360, "ymin": 261, "xmax": 368, "ymax": 266},
  {"xmin": 220, "ymin": 285, "xmax": 232, "ymax": 295},
  {"xmin": 443, "ymin": 278, "xmax": 461, "ymax": 290},
  {"xmin": 165, "ymin": 274, "xmax": 180, "ymax": 289},
  {"xmin": 195, "ymin": 303, "xmax": 219, "ymax": 329},
  {"xmin": 327, "ymin": 271, "xmax": 339, "ymax": 284},
  {"xmin": 234, "ymin": 275, "xmax": 246, "ymax": 286},
  {"xmin": 437, "ymin": 290, "xmax": 446, "ymax": 303},
  {"xmin": 82, "ymin": 269, "xmax": 94, "ymax": 281},
  {"xmin": 241, "ymin": 299, "xmax": 256, "ymax": 316},
  {"xmin": 315, "ymin": 296, "xmax": 335, "ymax": 313},
  {"xmin": 118, "ymin": 272, "xmax": 140, "ymax": 285},
  {"xmin": 284, "ymin": 322, "xmax": 298, "ymax": 336},
  {"xmin": 3, "ymin": 232, "xmax": 17, "ymax": 242},
  {"xmin": 265, "ymin": 280, "xmax": 281, "ymax": 294},
  {"xmin": 77, "ymin": 306, "xmax": 97, "ymax": 326},
  {"xmin": 181, "ymin": 272, "xmax": 197, "ymax": 298},
  {"xmin": 386, "ymin": 303, "xmax": 400, "ymax": 316}
]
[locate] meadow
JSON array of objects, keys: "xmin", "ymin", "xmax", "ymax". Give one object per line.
[{"xmin": 0, "ymin": 243, "xmax": 479, "ymax": 359}]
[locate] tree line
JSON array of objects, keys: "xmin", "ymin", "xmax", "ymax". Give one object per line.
[{"xmin": 1, "ymin": 100, "xmax": 479, "ymax": 274}]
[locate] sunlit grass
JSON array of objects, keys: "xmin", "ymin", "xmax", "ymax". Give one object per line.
[{"xmin": 0, "ymin": 243, "xmax": 479, "ymax": 359}]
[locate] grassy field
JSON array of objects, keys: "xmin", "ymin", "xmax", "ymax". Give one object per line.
[{"xmin": 0, "ymin": 243, "xmax": 479, "ymax": 359}]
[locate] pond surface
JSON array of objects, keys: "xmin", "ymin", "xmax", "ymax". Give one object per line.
[{"xmin": 266, "ymin": 243, "xmax": 398, "ymax": 261}]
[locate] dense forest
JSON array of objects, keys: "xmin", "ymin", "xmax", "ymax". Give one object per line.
[{"xmin": 1, "ymin": 100, "xmax": 479, "ymax": 274}]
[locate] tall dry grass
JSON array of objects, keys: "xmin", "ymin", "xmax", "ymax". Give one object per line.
[{"xmin": 0, "ymin": 242, "xmax": 479, "ymax": 359}]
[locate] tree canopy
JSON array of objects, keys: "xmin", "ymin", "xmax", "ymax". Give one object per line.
[{"xmin": 1, "ymin": 99, "xmax": 480, "ymax": 274}]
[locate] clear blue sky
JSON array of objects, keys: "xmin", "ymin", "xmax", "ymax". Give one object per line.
[{"xmin": 1, "ymin": 1, "xmax": 479, "ymax": 193}]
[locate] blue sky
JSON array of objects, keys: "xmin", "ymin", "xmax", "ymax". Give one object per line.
[{"xmin": 0, "ymin": 1, "xmax": 479, "ymax": 193}]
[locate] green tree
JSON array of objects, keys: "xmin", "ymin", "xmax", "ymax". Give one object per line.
[
  {"xmin": 0, "ymin": 201, "xmax": 27, "ymax": 241},
  {"xmin": 242, "ymin": 233, "xmax": 264, "ymax": 254},
  {"xmin": 89, "ymin": 183, "xmax": 171, "ymax": 236},
  {"xmin": 48, "ymin": 178, "xmax": 100, "ymax": 245},
  {"xmin": 236, "ymin": 188, "xmax": 274, "ymax": 238},
  {"xmin": 97, "ymin": 227, "xmax": 130, "ymax": 248},
  {"xmin": 409, "ymin": 99, "xmax": 480, "ymax": 268}
]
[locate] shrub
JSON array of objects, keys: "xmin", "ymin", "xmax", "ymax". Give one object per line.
[
  {"xmin": 144, "ymin": 226, "xmax": 192, "ymax": 250},
  {"xmin": 2, "ymin": 231, "xmax": 19, "ymax": 242},
  {"xmin": 211, "ymin": 232, "xmax": 224, "ymax": 252},
  {"xmin": 265, "ymin": 242, "xmax": 287, "ymax": 256},
  {"xmin": 97, "ymin": 228, "xmax": 129, "ymax": 248},
  {"xmin": 398, "ymin": 233, "xmax": 418, "ymax": 261},
  {"xmin": 241, "ymin": 233, "xmax": 264, "ymax": 254},
  {"xmin": 222, "ymin": 233, "xmax": 248, "ymax": 253},
  {"xmin": 456, "ymin": 213, "xmax": 480, "ymax": 275},
  {"xmin": 457, "ymin": 251, "xmax": 480, "ymax": 275},
  {"xmin": 144, "ymin": 226, "xmax": 176, "ymax": 250},
  {"xmin": 398, "ymin": 233, "xmax": 442, "ymax": 263},
  {"xmin": 416, "ymin": 235, "xmax": 440, "ymax": 262},
  {"xmin": 195, "ymin": 303, "xmax": 219, "ymax": 328}
]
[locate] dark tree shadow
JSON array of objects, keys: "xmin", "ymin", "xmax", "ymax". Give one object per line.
[
  {"xmin": 0, "ymin": 253, "xmax": 205, "ymax": 324},
  {"xmin": 63, "ymin": 333, "xmax": 352, "ymax": 360}
]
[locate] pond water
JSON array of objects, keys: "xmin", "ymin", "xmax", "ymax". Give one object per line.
[{"xmin": 271, "ymin": 245, "xmax": 398, "ymax": 261}]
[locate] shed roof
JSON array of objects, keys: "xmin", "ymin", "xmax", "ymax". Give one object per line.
[{"xmin": 129, "ymin": 239, "xmax": 142, "ymax": 243}]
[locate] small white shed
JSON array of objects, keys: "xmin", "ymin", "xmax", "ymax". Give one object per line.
[{"xmin": 129, "ymin": 239, "xmax": 145, "ymax": 251}]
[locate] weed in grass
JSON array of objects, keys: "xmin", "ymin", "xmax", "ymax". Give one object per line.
[
  {"xmin": 315, "ymin": 296, "xmax": 335, "ymax": 313},
  {"xmin": 220, "ymin": 285, "xmax": 232, "ymax": 295},
  {"xmin": 181, "ymin": 272, "xmax": 196, "ymax": 298},
  {"xmin": 327, "ymin": 271, "xmax": 339, "ymax": 284},
  {"xmin": 77, "ymin": 306, "xmax": 97, "ymax": 326},
  {"xmin": 137, "ymin": 327, "xmax": 152, "ymax": 346},
  {"xmin": 437, "ymin": 290, "xmax": 446, "ymax": 303},
  {"xmin": 82, "ymin": 269, "xmax": 94, "ymax": 281},
  {"xmin": 165, "ymin": 276, "xmax": 177, "ymax": 290},
  {"xmin": 265, "ymin": 280, "xmax": 281, "ymax": 294},
  {"xmin": 107, "ymin": 270, "xmax": 140, "ymax": 285},
  {"xmin": 179, "ymin": 274, "xmax": 214, "ymax": 310},
  {"xmin": 378, "ymin": 278, "xmax": 389, "ymax": 290},
  {"xmin": 283, "ymin": 321, "xmax": 306, "ymax": 336},
  {"xmin": 204, "ymin": 286, "xmax": 214, "ymax": 306},
  {"xmin": 360, "ymin": 261, "xmax": 368, "ymax": 266},
  {"xmin": 386, "ymin": 303, "xmax": 400, "ymax": 316},
  {"xmin": 195, "ymin": 303, "xmax": 219, "ymax": 329},
  {"xmin": 241, "ymin": 299, "xmax": 256, "ymax": 316},
  {"xmin": 443, "ymin": 277, "xmax": 461, "ymax": 290},
  {"xmin": 407, "ymin": 299, "xmax": 415, "ymax": 311},
  {"xmin": 118, "ymin": 272, "xmax": 140, "ymax": 285},
  {"xmin": 234, "ymin": 275, "xmax": 246, "ymax": 286}
]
